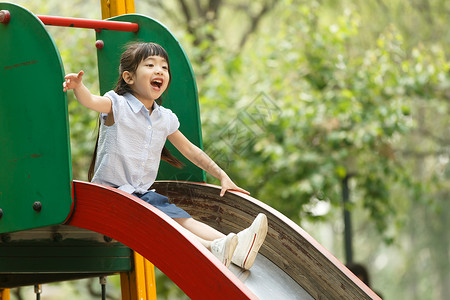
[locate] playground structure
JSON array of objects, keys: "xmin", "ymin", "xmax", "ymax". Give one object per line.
[{"xmin": 0, "ymin": 2, "xmax": 381, "ymax": 299}]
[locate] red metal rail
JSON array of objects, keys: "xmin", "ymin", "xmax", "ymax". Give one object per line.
[{"xmin": 37, "ymin": 15, "xmax": 139, "ymax": 32}]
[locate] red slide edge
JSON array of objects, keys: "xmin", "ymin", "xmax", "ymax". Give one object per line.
[{"xmin": 67, "ymin": 180, "xmax": 257, "ymax": 300}]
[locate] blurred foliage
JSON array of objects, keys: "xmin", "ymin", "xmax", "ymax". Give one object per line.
[
  {"xmin": 5, "ymin": 0, "xmax": 450, "ymax": 299},
  {"xmin": 197, "ymin": 0, "xmax": 447, "ymax": 236}
]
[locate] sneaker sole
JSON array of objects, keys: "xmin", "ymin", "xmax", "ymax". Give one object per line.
[
  {"xmin": 224, "ymin": 234, "xmax": 239, "ymax": 268},
  {"xmin": 241, "ymin": 214, "xmax": 268, "ymax": 270}
]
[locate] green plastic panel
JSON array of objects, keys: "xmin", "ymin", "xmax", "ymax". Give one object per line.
[
  {"xmin": 0, "ymin": 225, "xmax": 133, "ymax": 275},
  {"xmin": 96, "ymin": 14, "xmax": 206, "ymax": 183},
  {"xmin": 0, "ymin": 245, "xmax": 132, "ymax": 273},
  {"xmin": 0, "ymin": 3, "xmax": 73, "ymax": 233}
]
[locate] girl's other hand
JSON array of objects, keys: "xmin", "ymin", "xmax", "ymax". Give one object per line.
[
  {"xmin": 219, "ymin": 177, "xmax": 250, "ymax": 197},
  {"xmin": 63, "ymin": 70, "xmax": 84, "ymax": 92}
]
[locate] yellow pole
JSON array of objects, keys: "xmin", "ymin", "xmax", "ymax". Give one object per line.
[
  {"xmin": 0, "ymin": 289, "xmax": 10, "ymax": 300},
  {"xmin": 120, "ymin": 252, "xmax": 157, "ymax": 300},
  {"xmin": 100, "ymin": 0, "xmax": 136, "ymax": 19}
]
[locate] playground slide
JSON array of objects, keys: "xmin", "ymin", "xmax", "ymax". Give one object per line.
[{"xmin": 69, "ymin": 180, "xmax": 380, "ymax": 300}]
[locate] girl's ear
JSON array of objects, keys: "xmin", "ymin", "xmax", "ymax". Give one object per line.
[{"xmin": 122, "ymin": 71, "xmax": 134, "ymax": 85}]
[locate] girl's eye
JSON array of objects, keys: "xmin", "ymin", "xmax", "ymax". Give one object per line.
[
  {"xmin": 162, "ymin": 66, "xmax": 168, "ymax": 70},
  {"xmin": 146, "ymin": 64, "xmax": 154, "ymax": 67}
]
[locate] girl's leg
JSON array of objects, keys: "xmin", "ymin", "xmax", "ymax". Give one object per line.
[
  {"xmin": 174, "ymin": 218, "xmax": 225, "ymax": 248},
  {"xmin": 175, "ymin": 217, "xmax": 238, "ymax": 267},
  {"xmin": 174, "ymin": 215, "xmax": 268, "ymax": 270}
]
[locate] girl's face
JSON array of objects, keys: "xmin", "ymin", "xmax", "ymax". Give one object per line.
[{"xmin": 124, "ymin": 55, "xmax": 170, "ymax": 103}]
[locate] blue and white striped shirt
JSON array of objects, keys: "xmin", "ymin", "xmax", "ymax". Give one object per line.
[{"xmin": 91, "ymin": 91, "xmax": 180, "ymax": 194}]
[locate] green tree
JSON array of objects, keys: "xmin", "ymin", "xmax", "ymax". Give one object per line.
[{"xmin": 200, "ymin": 1, "xmax": 412, "ymax": 233}]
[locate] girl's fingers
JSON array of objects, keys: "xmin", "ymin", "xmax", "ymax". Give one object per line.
[
  {"xmin": 64, "ymin": 73, "xmax": 76, "ymax": 79},
  {"xmin": 220, "ymin": 188, "xmax": 226, "ymax": 197},
  {"xmin": 64, "ymin": 71, "xmax": 83, "ymax": 80},
  {"xmin": 229, "ymin": 187, "xmax": 250, "ymax": 195},
  {"xmin": 63, "ymin": 70, "xmax": 84, "ymax": 92},
  {"xmin": 237, "ymin": 188, "xmax": 251, "ymax": 195},
  {"xmin": 219, "ymin": 186, "xmax": 250, "ymax": 197}
]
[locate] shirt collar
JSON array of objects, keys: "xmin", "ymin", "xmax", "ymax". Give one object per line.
[
  {"xmin": 152, "ymin": 101, "xmax": 161, "ymax": 116},
  {"xmin": 125, "ymin": 93, "xmax": 161, "ymax": 116}
]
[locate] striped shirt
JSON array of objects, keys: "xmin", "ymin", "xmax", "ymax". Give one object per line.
[{"xmin": 91, "ymin": 91, "xmax": 179, "ymax": 194}]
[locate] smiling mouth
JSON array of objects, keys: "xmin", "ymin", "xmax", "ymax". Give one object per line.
[{"xmin": 151, "ymin": 79, "xmax": 163, "ymax": 89}]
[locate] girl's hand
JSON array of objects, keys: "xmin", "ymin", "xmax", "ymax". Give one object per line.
[
  {"xmin": 219, "ymin": 176, "xmax": 250, "ymax": 197},
  {"xmin": 63, "ymin": 70, "xmax": 84, "ymax": 92}
]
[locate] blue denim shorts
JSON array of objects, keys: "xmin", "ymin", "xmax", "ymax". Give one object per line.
[{"xmin": 133, "ymin": 190, "xmax": 191, "ymax": 219}]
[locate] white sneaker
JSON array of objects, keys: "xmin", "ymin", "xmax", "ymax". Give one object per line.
[
  {"xmin": 211, "ymin": 233, "xmax": 238, "ymax": 267},
  {"xmin": 232, "ymin": 213, "xmax": 268, "ymax": 270}
]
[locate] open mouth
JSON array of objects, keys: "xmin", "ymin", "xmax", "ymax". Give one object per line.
[{"xmin": 151, "ymin": 79, "xmax": 163, "ymax": 89}]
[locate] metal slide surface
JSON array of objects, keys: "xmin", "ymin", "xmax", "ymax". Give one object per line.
[{"xmin": 229, "ymin": 255, "xmax": 314, "ymax": 299}]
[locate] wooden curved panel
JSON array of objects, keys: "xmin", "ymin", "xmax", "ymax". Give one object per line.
[
  {"xmin": 152, "ymin": 181, "xmax": 381, "ymax": 300},
  {"xmin": 68, "ymin": 181, "xmax": 256, "ymax": 300}
]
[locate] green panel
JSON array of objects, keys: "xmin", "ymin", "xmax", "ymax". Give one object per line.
[
  {"xmin": 0, "ymin": 226, "xmax": 133, "ymax": 275},
  {"xmin": 0, "ymin": 3, "xmax": 73, "ymax": 233},
  {"xmin": 96, "ymin": 14, "xmax": 206, "ymax": 183},
  {"xmin": 0, "ymin": 244, "xmax": 132, "ymax": 273}
]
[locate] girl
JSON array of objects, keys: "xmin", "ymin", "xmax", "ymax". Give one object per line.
[{"xmin": 63, "ymin": 42, "xmax": 267, "ymax": 270}]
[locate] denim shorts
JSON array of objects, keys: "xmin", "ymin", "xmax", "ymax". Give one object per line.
[{"xmin": 133, "ymin": 190, "xmax": 191, "ymax": 219}]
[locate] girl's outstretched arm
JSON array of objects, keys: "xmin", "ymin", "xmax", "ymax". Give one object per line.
[
  {"xmin": 63, "ymin": 70, "xmax": 112, "ymax": 114},
  {"xmin": 168, "ymin": 130, "xmax": 250, "ymax": 197}
]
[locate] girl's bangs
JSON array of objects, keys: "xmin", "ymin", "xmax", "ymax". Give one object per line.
[{"xmin": 138, "ymin": 43, "xmax": 169, "ymax": 61}]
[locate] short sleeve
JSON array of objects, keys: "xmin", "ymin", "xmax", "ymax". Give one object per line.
[
  {"xmin": 101, "ymin": 90, "xmax": 122, "ymax": 124},
  {"xmin": 168, "ymin": 110, "xmax": 180, "ymax": 135}
]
